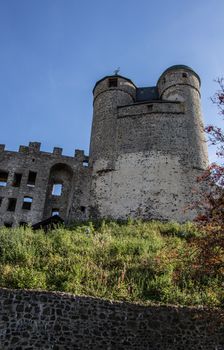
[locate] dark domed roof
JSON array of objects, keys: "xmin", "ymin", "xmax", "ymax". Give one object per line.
[
  {"xmin": 93, "ymin": 74, "xmax": 136, "ymax": 94},
  {"xmin": 158, "ymin": 65, "xmax": 201, "ymax": 85}
]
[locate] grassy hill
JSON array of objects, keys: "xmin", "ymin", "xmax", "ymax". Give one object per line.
[{"xmin": 0, "ymin": 220, "xmax": 222, "ymax": 307}]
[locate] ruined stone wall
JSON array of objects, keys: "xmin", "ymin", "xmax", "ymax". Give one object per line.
[
  {"xmin": 0, "ymin": 143, "xmax": 90, "ymax": 226},
  {"xmin": 0, "ymin": 288, "xmax": 223, "ymax": 350}
]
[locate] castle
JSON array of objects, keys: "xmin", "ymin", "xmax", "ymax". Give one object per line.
[{"xmin": 0, "ymin": 65, "xmax": 208, "ymax": 227}]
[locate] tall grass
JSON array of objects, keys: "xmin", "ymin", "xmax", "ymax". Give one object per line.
[{"xmin": 0, "ymin": 220, "xmax": 222, "ymax": 307}]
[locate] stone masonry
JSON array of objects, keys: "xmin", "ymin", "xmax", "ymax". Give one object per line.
[
  {"xmin": 0, "ymin": 288, "xmax": 223, "ymax": 350},
  {"xmin": 0, "ymin": 65, "xmax": 209, "ymax": 226}
]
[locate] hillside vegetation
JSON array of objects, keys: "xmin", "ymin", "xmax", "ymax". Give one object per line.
[{"xmin": 0, "ymin": 220, "xmax": 223, "ymax": 307}]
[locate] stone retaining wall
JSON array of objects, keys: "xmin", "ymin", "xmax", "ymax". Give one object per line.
[{"xmin": 0, "ymin": 288, "xmax": 223, "ymax": 349}]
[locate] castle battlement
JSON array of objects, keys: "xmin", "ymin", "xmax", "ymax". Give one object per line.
[
  {"xmin": 0, "ymin": 65, "xmax": 208, "ymax": 227},
  {"xmin": 0, "ymin": 142, "xmax": 88, "ymax": 163}
]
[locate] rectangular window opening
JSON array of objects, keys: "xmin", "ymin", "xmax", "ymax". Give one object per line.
[
  {"xmin": 148, "ymin": 104, "xmax": 153, "ymax": 111},
  {"xmin": 12, "ymin": 173, "xmax": 22, "ymax": 187},
  {"xmin": 0, "ymin": 197, "xmax": 3, "ymax": 207},
  {"xmin": 22, "ymin": 196, "xmax": 33, "ymax": 210},
  {"xmin": 108, "ymin": 78, "xmax": 118, "ymax": 88},
  {"xmin": 52, "ymin": 208, "xmax": 60, "ymax": 216},
  {"xmin": 0, "ymin": 171, "xmax": 8, "ymax": 187},
  {"xmin": 52, "ymin": 183, "xmax": 63, "ymax": 196},
  {"xmin": 7, "ymin": 198, "xmax": 17, "ymax": 212},
  {"xmin": 27, "ymin": 171, "xmax": 37, "ymax": 187}
]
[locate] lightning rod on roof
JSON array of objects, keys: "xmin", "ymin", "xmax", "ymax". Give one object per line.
[{"xmin": 114, "ymin": 67, "xmax": 120, "ymax": 75}]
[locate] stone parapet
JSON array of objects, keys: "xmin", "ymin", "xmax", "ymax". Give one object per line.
[{"xmin": 0, "ymin": 288, "xmax": 223, "ymax": 349}]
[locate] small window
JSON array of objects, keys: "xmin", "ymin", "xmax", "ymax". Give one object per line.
[
  {"xmin": 108, "ymin": 78, "xmax": 118, "ymax": 88},
  {"xmin": 0, "ymin": 197, "xmax": 3, "ymax": 207},
  {"xmin": 182, "ymin": 73, "xmax": 188, "ymax": 78},
  {"xmin": 80, "ymin": 206, "xmax": 86, "ymax": 213},
  {"xmin": 22, "ymin": 196, "xmax": 33, "ymax": 210},
  {"xmin": 0, "ymin": 171, "xmax": 8, "ymax": 187},
  {"xmin": 148, "ymin": 104, "xmax": 153, "ymax": 111},
  {"xmin": 52, "ymin": 183, "xmax": 62, "ymax": 196},
  {"xmin": 12, "ymin": 173, "xmax": 22, "ymax": 187},
  {"xmin": 4, "ymin": 222, "xmax": 12, "ymax": 228},
  {"xmin": 52, "ymin": 208, "xmax": 60, "ymax": 216},
  {"xmin": 7, "ymin": 198, "xmax": 17, "ymax": 212},
  {"xmin": 27, "ymin": 171, "xmax": 37, "ymax": 187}
]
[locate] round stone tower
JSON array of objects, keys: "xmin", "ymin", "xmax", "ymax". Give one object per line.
[
  {"xmin": 89, "ymin": 75, "xmax": 136, "ymax": 171},
  {"xmin": 89, "ymin": 67, "xmax": 209, "ymax": 222},
  {"xmin": 157, "ymin": 65, "xmax": 208, "ymax": 169}
]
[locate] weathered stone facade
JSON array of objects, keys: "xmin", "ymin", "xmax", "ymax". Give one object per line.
[
  {"xmin": 0, "ymin": 288, "xmax": 223, "ymax": 349},
  {"xmin": 0, "ymin": 65, "xmax": 209, "ymax": 226}
]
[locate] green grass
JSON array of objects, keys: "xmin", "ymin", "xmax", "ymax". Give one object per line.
[{"xmin": 0, "ymin": 220, "xmax": 223, "ymax": 307}]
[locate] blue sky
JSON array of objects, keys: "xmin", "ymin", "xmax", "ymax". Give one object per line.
[{"xmin": 0, "ymin": 0, "xmax": 223, "ymax": 161}]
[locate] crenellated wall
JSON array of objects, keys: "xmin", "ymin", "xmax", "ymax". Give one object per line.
[
  {"xmin": 0, "ymin": 142, "xmax": 90, "ymax": 226},
  {"xmin": 0, "ymin": 288, "xmax": 223, "ymax": 350}
]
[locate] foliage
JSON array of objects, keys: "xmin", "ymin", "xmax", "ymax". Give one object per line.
[
  {"xmin": 0, "ymin": 221, "xmax": 222, "ymax": 307},
  {"xmin": 193, "ymin": 78, "xmax": 224, "ymax": 283},
  {"xmin": 207, "ymin": 77, "xmax": 224, "ymax": 160}
]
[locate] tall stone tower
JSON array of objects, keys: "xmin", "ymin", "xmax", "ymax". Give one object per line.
[
  {"xmin": 89, "ymin": 65, "xmax": 208, "ymax": 221},
  {"xmin": 89, "ymin": 76, "xmax": 136, "ymax": 169},
  {"xmin": 0, "ymin": 64, "xmax": 209, "ymax": 227}
]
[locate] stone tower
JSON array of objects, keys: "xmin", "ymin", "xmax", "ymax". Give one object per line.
[
  {"xmin": 89, "ymin": 65, "xmax": 208, "ymax": 221},
  {"xmin": 0, "ymin": 65, "xmax": 209, "ymax": 227}
]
